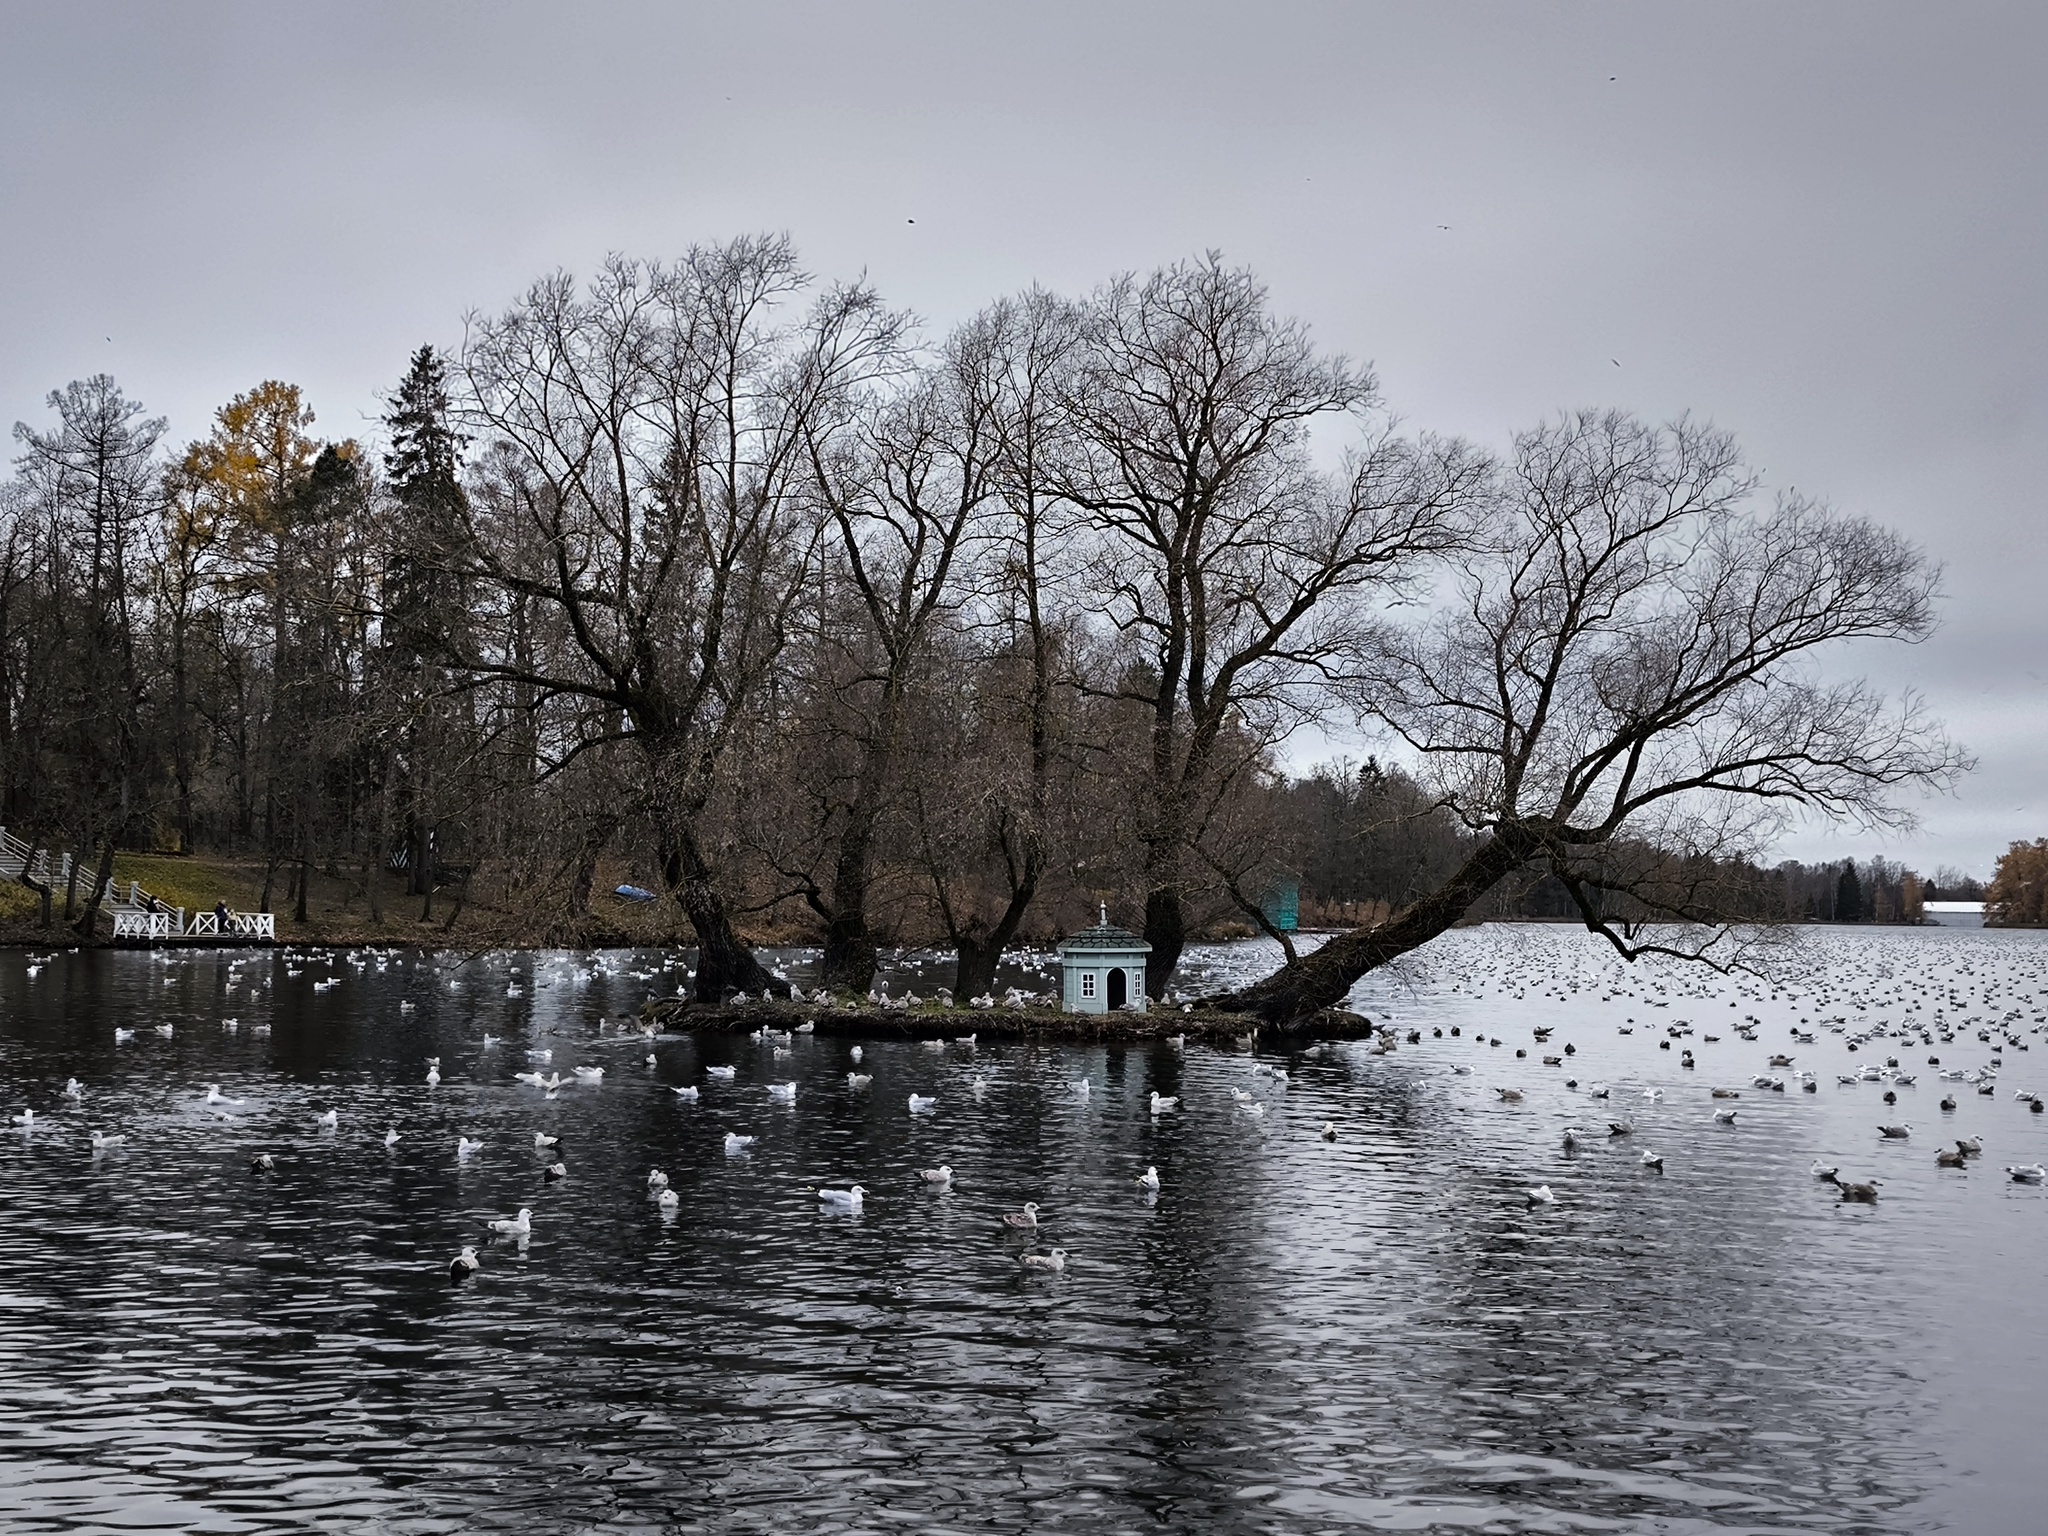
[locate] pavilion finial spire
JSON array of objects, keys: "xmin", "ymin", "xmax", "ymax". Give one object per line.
[{"xmin": 1099, "ymin": 901, "xmax": 1107, "ymax": 927}]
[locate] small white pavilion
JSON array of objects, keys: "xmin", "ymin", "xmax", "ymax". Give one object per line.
[{"xmin": 1058, "ymin": 905, "xmax": 1152, "ymax": 1014}]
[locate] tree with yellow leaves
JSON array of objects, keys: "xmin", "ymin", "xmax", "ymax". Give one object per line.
[{"xmin": 176, "ymin": 382, "xmax": 358, "ymax": 912}]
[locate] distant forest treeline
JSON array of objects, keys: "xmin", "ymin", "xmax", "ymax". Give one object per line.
[{"xmin": 0, "ymin": 244, "xmax": 1972, "ymax": 996}]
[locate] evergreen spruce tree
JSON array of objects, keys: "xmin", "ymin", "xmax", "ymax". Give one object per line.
[
  {"xmin": 380, "ymin": 346, "xmax": 468, "ymax": 914},
  {"xmin": 1836, "ymin": 862, "xmax": 1864, "ymax": 923}
]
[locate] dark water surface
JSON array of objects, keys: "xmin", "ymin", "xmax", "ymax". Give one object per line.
[{"xmin": 1, "ymin": 928, "xmax": 2044, "ymax": 1533}]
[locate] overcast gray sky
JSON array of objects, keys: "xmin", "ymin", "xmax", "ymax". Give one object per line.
[{"xmin": 4, "ymin": 1, "xmax": 2042, "ymax": 877}]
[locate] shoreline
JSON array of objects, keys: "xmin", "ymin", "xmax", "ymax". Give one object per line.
[{"xmin": 642, "ymin": 998, "xmax": 1381, "ymax": 1045}]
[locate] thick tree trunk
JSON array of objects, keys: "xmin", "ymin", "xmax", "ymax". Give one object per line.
[
  {"xmin": 412, "ymin": 814, "xmax": 433, "ymax": 898},
  {"xmin": 661, "ymin": 818, "xmax": 784, "ymax": 1001},
  {"xmin": 818, "ymin": 681, "xmax": 908, "ymax": 994},
  {"xmin": 21, "ymin": 868, "xmax": 52, "ymax": 928},
  {"xmin": 950, "ymin": 860, "xmax": 1043, "ymax": 1000},
  {"xmin": 817, "ymin": 796, "xmax": 880, "ymax": 989},
  {"xmin": 73, "ymin": 837, "xmax": 117, "ymax": 938},
  {"xmin": 1205, "ymin": 828, "xmax": 1537, "ymax": 1025},
  {"xmin": 1143, "ymin": 883, "xmax": 1187, "ymax": 1000},
  {"xmin": 819, "ymin": 905, "xmax": 878, "ymax": 995},
  {"xmin": 568, "ymin": 810, "xmax": 618, "ymax": 919},
  {"xmin": 63, "ymin": 833, "xmax": 86, "ymax": 923}
]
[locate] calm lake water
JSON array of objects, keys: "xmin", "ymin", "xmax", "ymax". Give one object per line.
[{"xmin": 1, "ymin": 927, "xmax": 2044, "ymax": 1534}]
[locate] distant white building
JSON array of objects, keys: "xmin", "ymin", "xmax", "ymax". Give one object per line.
[{"xmin": 1924, "ymin": 901, "xmax": 1986, "ymax": 929}]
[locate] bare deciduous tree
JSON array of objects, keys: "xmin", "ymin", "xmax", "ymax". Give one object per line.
[
  {"xmin": 1052, "ymin": 255, "xmax": 1486, "ymax": 994},
  {"xmin": 1212, "ymin": 411, "xmax": 1969, "ymax": 1024},
  {"xmin": 456, "ymin": 239, "xmax": 893, "ymax": 997}
]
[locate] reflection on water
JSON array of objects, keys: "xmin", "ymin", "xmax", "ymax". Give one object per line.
[{"xmin": 0, "ymin": 929, "xmax": 2042, "ymax": 1532}]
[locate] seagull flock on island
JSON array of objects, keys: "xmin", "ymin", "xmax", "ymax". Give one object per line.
[{"xmin": 10, "ymin": 928, "xmax": 2048, "ymax": 1288}]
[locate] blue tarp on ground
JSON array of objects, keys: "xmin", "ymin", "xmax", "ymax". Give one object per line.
[{"xmin": 613, "ymin": 884, "xmax": 658, "ymax": 903}]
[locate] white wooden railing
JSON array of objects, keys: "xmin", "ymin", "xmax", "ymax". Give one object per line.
[
  {"xmin": 187, "ymin": 910, "xmax": 276, "ymax": 940},
  {"xmin": 112, "ymin": 908, "xmax": 275, "ymax": 941},
  {"xmin": 111, "ymin": 910, "xmax": 175, "ymax": 939}
]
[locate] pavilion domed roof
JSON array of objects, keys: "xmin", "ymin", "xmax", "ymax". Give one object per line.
[{"xmin": 1056, "ymin": 906, "xmax": 1152, "ymax": 954}]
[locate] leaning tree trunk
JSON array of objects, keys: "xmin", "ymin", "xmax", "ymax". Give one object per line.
[
  {"xmin": 72, "ymin": 837, "xmax": 117, "ymax": 939},
  {"xmin": 660, "ymin": 817, "xmax": 785, "ymax": 1001},
  {"xmin": 1204, "ymin": 828, "xmax": 1538, "ymax": 1026}
]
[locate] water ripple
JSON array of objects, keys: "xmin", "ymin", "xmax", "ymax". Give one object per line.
[{"xmin": 0, "ymin": 930, "xmax": 2043, "ymax": 1529}]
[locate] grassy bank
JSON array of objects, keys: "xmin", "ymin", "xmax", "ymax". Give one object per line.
[{"xmin": 0, "ymin": 851, "xmax": 700, "ymax": 949}]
